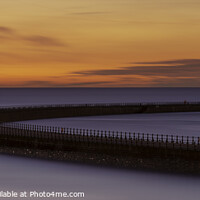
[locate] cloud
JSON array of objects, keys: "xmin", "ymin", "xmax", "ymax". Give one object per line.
[
  {"xmin": 149, "ymin": 77, "xmax": 200, "ymax": 87},
  {"xmin": 23, "ymin": 35, "xmax": 65, "ymax": 46},
  {"xmin": 70, "ymin": 59, "xmax": 200, "ymax": 87},
  {"xmin": 133, "ymin": 59, "xmax": 200, "ymax": 65},
  {"xmin": 73, "ymin": 59, "xmax": 200, "ymax": 77},
  {"xmin": 71, "ymin": 12, "xmax": 109, "ymax": 15},
  {"xmin": 20, "ymin": 80, "xmax": 113, "ymax": 87},
  {"xmin": 0, "ymin": 26, "xmax": 15, "ymax": 35},
  {"xmin": 0, "ymin": 25, "xmax": 66, "ymax": 46},
  {"xmin": 66, "ymin": 81, "xmax": 112, "ymax": 87}
]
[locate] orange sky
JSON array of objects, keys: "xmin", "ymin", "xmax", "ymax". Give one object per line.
[{"xmin": 0, "ymin": 0, "xmax": 200, "ymax": 87}]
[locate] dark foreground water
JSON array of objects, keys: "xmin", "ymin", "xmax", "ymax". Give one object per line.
[{"xmin": 1, "ymin": 88, "xmax": 200, "ymax": 199}]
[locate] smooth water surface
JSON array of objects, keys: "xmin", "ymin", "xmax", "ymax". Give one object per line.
[
  {"xmin": 0, "ymin": 88, "xmax": 200, "ymax": 106},
  {"xmin": 18, "ymin": 112, "xmax": 200, "ymax": 137},
  {"xmin": 0, "ymin": 155, "xmax": 200, "ymax": 200}
]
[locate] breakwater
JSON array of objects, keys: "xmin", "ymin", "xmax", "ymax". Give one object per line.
[
  {"xmin": 1, "ymin": 101, "xmax": 200, "ymax": 122},
  {"xmin": 0, "ymin": 121, "xmax": 200, "ymax": 174},
  {"xmin": 0, "ymin": 102, "xmax": 200, "ymax": 174}
]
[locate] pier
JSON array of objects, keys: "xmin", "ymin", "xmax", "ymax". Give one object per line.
[
  {"xmin": 0, "ymin": 102, "xmax": 200, "ymax": 174},
  {"xmin": 1, "ymin": 101, "xmax": 200, "ymax": 122}
]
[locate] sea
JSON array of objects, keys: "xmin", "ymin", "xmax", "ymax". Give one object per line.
[
  {"xmin": 0, "ymin": 88, "xmax": 200, "ymax": 200},
  {"xmin": 0, "ymin": 87, "xmax": 200, "ymax": 106}
]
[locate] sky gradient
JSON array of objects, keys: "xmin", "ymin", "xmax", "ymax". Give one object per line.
[{"xmin": 1, "ymin": 0, "xmax": 200, "ymax": 87}]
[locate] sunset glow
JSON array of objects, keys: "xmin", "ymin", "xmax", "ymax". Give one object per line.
[{"xmin": 1, "ymin": 0, "xmax": 200, "ymax": 87}]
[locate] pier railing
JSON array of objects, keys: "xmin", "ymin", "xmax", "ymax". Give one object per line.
[
  {"xmin": 0, "ymin": 122, "xmax": 199, "ymax": 151},
  {"xmin": 0, "ymin": 101, "xmax": 200, "ymax": 110}
]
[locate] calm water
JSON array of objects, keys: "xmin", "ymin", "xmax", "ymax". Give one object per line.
[
  {"xmin": 1, "ymin": 88, "xmax": 200, "ymax": 200},
  {"xmin": 19, "ymin": 112, "xmax": 200, "ymax": 137},
  {"xmin": 0, "ymin": 88, "xmax": 200, "ymax": 106},
  {"xmin": 1, "ymin": 155, "xmax": 200, "ymax": 200}
]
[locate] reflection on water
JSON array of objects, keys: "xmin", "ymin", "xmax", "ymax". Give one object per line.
[{"xmin": 0, "ymin": 155, "xmax": 200, "ymax": 200}]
